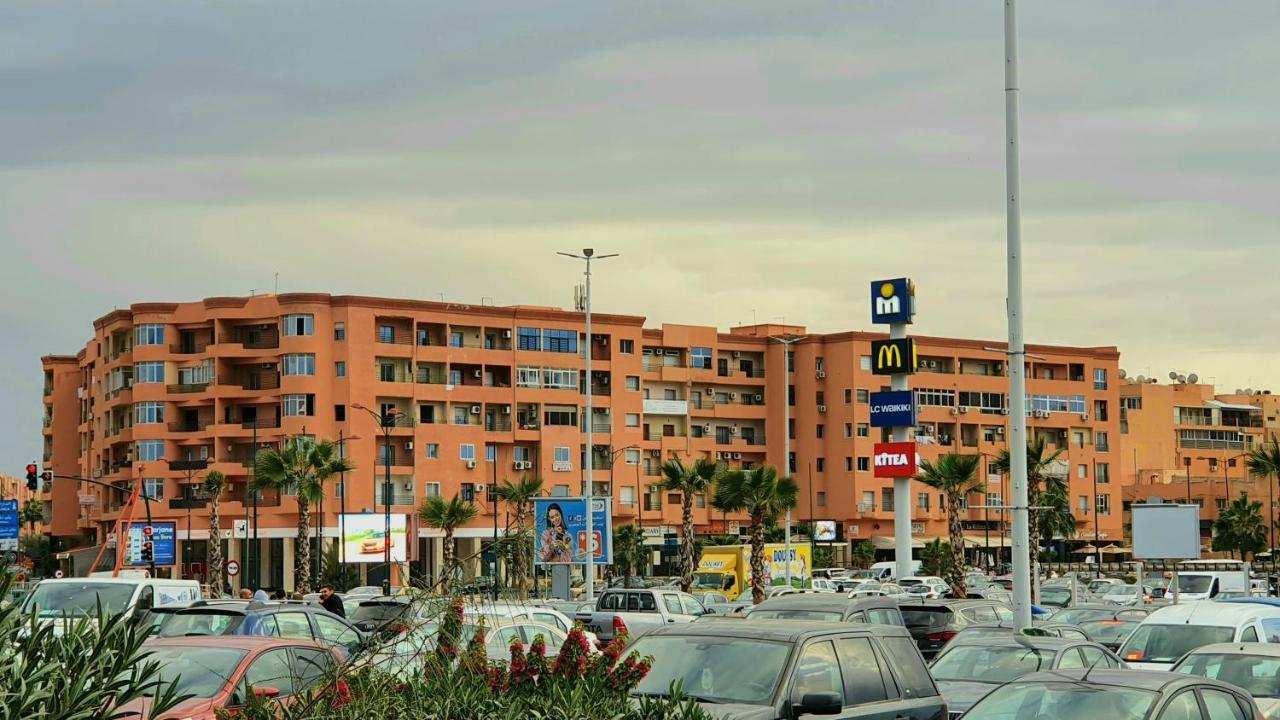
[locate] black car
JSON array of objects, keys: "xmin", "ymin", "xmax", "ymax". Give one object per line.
[
  {"xmin": 961, "ymin": 668, "xmax": 1259, "ymax": 720},
  {"xmin": 900, "ymin": 600, "xmax": 1014, "ymax": 659},
  {"xmin": 929, "ymin": 635, "xmax": 1123, "ymax": 716},
  {"xmin": 628, "ymin": 619, "xmax": 945, "ymax": 719},
  {"xmin": 157, "ymin": 599, "xmax": 366, "ymax": 656},
  {"xmin": 349, "ymin": 595, "xmax": 431, "ymax": 639},
  {"xmin": 746, "ymin": 595, "xmax": 905, "ymax": 626}
]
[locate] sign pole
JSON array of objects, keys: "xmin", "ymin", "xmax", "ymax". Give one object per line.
[
  {"xmin": 869, "ymin": 278, "xmax": 918, "ymax": 584},
  {"xmin": 890, "ymin": 320, "xmax": 914, "ymax": 583}
]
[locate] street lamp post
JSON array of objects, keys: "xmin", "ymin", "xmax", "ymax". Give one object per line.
[
  {"xmin": 769, "ymin": 333, "xmax": 806, "ymax": 587},
  {"xmin": 558, "ymin": 248, "xmax": 617, "ymax": 603}
]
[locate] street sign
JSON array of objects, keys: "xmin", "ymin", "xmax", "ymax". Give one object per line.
[
  {"xmin": 869, "ymin": 390, "xmax": 916, "ymax": 428},
  {"xmin": 873, "ymin": 441, "xmax": 919, "ymax": 478},
  {"xmin": 0, "ymin": 499, "xmax": 18, "ymax": 553},
  {"xmin": 143, "ymin": 525, "xmax": 154, "ymax": 537},
  {"xmin": 226, "ymin": 560, "xmax": 241, "ymax": 577},
  {"xmin": 54, "ymin": 570, "xmax": 64, "ymax": 578},
  {"xmin": 871, "ymin": 338, "xmax": 917, "ymax": 375}
]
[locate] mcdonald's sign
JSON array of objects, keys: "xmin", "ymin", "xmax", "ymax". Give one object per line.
[{"xmin": 871, "ymin": 338, "xmax": 916, "ymax": 376}]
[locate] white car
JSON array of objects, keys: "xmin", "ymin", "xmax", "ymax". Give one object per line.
[
  {"xmin": 1102, "ymin": 584, "xmax": 1152, "ymax": 606},
  {"xmin": 467, "ymin": 603, "xmax": 601, "ymax": 648},
  {"xmin": 1118, "ymin": 602, "xmax": 1280, "ymax": 670},
  {"xmin": 900, "ymin": 576, "xmax": 950, "ymax": 597},
  {"xmin": 809, "ymin": 579, "xmax": 840, "ymax": 593}
]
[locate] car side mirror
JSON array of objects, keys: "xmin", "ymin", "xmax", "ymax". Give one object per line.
[
  {"xmin": 795, "ymin": 691, "xmax": 842, "ymax": 717},
  {"xmin": 253, "ymin": 686, "xmax": 281, "ymax": 700}
]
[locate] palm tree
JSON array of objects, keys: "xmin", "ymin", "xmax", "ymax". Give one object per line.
[
  {"xmin": 655, "ymin": 457, "xmax": 724, "ymax": 593},
  {"xmin": 920, "ymin": 538, "xmax": 953, "ymax": 578},
  {"xmin": 1246, "ymin": 439, "xmax": 1280, "ymax": 553},
  {"xmin": 915, "ymin": 453, "xmax": 983, "ymax": 597},
  {"xmin": 713, "ymin": 465, "xmax": 798, "ymax": 604},
  {"xmin": 253, "ymin": 437, "xmax": 354, "ymax": 594},
  {"xmin": 495, "ymin": 475, "xmax": 542, "ymax": 599},
  {"xmin": 1037, "ymin": 486, "xmax": 1076, "ymax": 572},
  {"xmin": 202, "ymin": 470, "xmax": 227, "ymax": 598},
  {"xmin": 991, "ymin": 437, "xmax": 1066, "ymax": 576},
  {"xmin": 612, "ymin": 524, "xmax": 648, "ymax": 589},
  {"xmin": 418, "ymin": 494, "xmax": 478, "ymax": 584},
  {"xmin": 1213, "ymin": 494, "xmax": 1267, "ymax": 560}
]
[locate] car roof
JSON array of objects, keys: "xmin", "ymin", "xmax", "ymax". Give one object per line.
[
  {"xmin": 946, "ymin": 634, "xmax": 1080, "ymax": 650},
  {"xmin": 145, "ymin": 636, "xmax": 329, "ymax": 651},
  {"xmin": 1183, "ymin": 642, "xmax": 1280, "ymax": 658},
  {"xmin": 1011, "ymin": 668, "xmax": 1241, "ymax": 693},
  {"xmin": 1142, "ymin": 601, "xmax": 1280, "ymax": 625},
  {"xmin": 643, "ymin": 618, "xmax": 910, "ymax": 642},
  {"xmin": 172, "ymin": 601, "xmax": 335, "ymax": 617},
  {"xmin": 751, "ymin": 595, "xmax": 859, "ymax": 611},
  {"xmin": 1219, "ymin": 597, "xmax": 1280, "ymax": 609}
]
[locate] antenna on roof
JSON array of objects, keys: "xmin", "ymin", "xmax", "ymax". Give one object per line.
[{"xmin": 274, "ymin": 272, "xmax": 279, "ymax": 295}]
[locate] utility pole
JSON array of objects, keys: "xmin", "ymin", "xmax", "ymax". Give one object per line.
[
  {"xmin": 1004, "ymin": 0, "xmax": 1034, "ymax": 631},
  {"xmin": 769, "ymin": 333, "xmax": 806, "ymax": 586}
]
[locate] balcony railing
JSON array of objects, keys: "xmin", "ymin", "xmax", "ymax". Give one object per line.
[
  {"xmin": 238, "ymin": 415, "xmax": 281, "ymax": 429},
  {"xmin": 644, "ymin": 497, "xmax": 662, "ymax": 512},
  {"xmin": 375, "ymin": 331, "xmax": 413, "ymax": 345},
  {"xmin": 169, "ymin": 341, "xmax": 211, "ymax": 355},
  {"xmin": 416, "ymin": 371, "xmax": 448, "ymax": 384},
  {"xmin": 168, "ymin": 420, "xmax": 211, "ymax": 433},
  {"xmin": 230, "ymin": 487, "xmax": 282, "ymax": 507},
  {"xmin": 589, "ymin": 422, "xmax": 612, "ymax": 433},
  {"xmin": 485, "ymin": 418, "xmax": 513, "ymax": 432},
  {"xmin": 643, "ymin": 427, "xmax": 687, "ymax": 440},
  {"xmin": 375, "ymin": 488, "xmax": 417, "ymax": 505},
  {"xmin": 167, "ymin": 382, "xmax": 211, "ymax": 394},
  {"xmin": 218, "ymin": 330, "xmax": 279, "ymax": 349},
  {"xmin": 222, "ymin": 372, "xmax": 280, "ymax": 391}
]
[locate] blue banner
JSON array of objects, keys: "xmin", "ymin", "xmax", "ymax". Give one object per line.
[
  {"xmin": 124, "ymin": 522, "xmax": 176, "ymax": 566},
  {"xmin": 870, "ymin": 390, "xmax": 917, "ymax": 428},
  {"xmin": 533, "ymin": 497, "xmax": 612, "ymax": 565},
  {"xmin": 0, "ymin": 500, "xmax": 18, "ymax": 552},
  {"xmin": 870, "ymin": 278, "xmax": 914, "ymax": 324}
]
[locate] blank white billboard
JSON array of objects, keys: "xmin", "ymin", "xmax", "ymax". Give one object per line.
[{"xmin": 1132, "ymin": 504, "xmax": 1201, "ymax": 560}]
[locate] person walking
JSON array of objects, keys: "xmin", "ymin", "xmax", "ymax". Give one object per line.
[
  {"xmin": 318, "ymin": 584, "xmax": 345, "ymax": 618},
  {"xmin": 253, "ymin": 587, "xmax": 269, "ymax": 602},
  {"xmin": 238, "ymin": 588, "xmax": 253, "ymax": 599}
]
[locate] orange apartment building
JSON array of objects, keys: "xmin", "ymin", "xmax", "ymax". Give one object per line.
[
  {"xmin": 1120, "ymin": 379, "xmax": 1277, "ymax": 547},
  {"xmin": 41, "ymin": 293, "xmax": 1121, "ymax": 590}
]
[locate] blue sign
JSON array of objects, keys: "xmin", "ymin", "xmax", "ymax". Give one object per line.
[
  {"xmin": 0, "ymin": 500, "xmax": 18, "ymax": 552},
  {"xmin": 125, "ymin": 521, "xmax": 176, "ymax": 566},
  {"xmin": 870, "ymin": 390, "xmax": 917, "ymax": 428},
  {"xmin": 533, "ymin": 497, "xmax": 612, "ymax": 566},
  {"xmin": 870, "ymin": 278, "xmax": 914, "ymax": 324}
]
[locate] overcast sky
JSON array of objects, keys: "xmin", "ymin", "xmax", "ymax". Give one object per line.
[{"xmin": 3, "ymin": 1, "xmax": 1278, "ymax": 466}]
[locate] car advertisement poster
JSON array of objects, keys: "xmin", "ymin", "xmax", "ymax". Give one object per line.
[
  {"xmin": 124, "ymin": 522, "xmax": 176, "ymax": 566},
  {"xmin": 533, "ymin": 497, "xmax": 611, "ymax": 565},
  {"xmin": 339, "ymin": 513, "xmax": 408, "ymax": 564},
  {"xmin": 0, "ymin": 499, "xmax": 18, "ymax": 553}
]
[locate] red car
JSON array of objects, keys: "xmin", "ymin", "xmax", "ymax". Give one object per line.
[{"xmin": 117, "ymin": 636, "xmax": 350, "ymax": 720}]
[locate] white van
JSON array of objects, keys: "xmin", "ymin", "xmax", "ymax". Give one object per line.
[
  {"xmin": 1173, "ymin": 569, "xmax": 1249, "ymax": 601},
  {"xmin": 1117, "ymin": 602, "xmax": 1280, "ymax": 670},
  {"xmin": 861, "ymin": 560, "xmax": 923, "ymax": 582},
  {"xmin": 20, "ymin": 576, "xmax": 202, "ymax": 629}
]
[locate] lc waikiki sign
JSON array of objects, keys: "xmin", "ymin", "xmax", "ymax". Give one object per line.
[{"xmin": 872, "ymin": 442, "xmax": 919, "ymax": 478}]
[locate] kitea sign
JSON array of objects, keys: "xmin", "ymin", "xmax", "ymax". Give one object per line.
[{"xmin": 873, "ymin": 442, "xmax": 919, "ymax": 478}]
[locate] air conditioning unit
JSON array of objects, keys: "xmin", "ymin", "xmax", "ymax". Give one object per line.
[
  {"xmin": 732, "ymin": 452, "xmax": 741, "ymax": 459},
  {"xmin": 503, "ymin": 405, "xmax": 511, "ymax": 414},
  {"xmin": 754, "ymin": 394, "xmax": 763, "ymax": 402},
  {"xmin": 730, "ymin": 392, "xmax": 738, "ymax": 400},
  {"xmin": 466, "ymin": 460, "xmax": 476, "ymax": 469},
  {"xmin": 1080, "ymin": 413, "xmax": 1089, "ymax": 421},
  {"xmin": 470, "ymin": 405, "xmax": 481, "ymax": 414},
  {"xmin": 401, "ymin": 481, "xmax": 414, "ymax": 491},
  {"xmin": 705, "ymin": 387, "xmax": 715, "ymax": 396},
  {"xmin": 719, "ymin": 452, "xmax": 730, "ymax": 460},
  {"xmin": 729, "ymin": 426, "xmax": 738, "ymax": 435},
  {"xmin": 816, "ymin": 371, "xmax": 826, "ymax": 379},
  {"xmin": 959, "ymin": 407, "xmax": 969, "ymax": 414},
  {"xmin": 950, "ymin": 408, "xmax": 959, "ymax": 415},
  {"xmin": 404, "ymin": 441, "xmax": 414, "ymax": 450},
  {"xmin": 650, "ymin": 450, "xmax": 661, "ymax": 458},
  {"xmin": 927, "ymin": 360, "xmax": 938, "ymax": 369},
  {"xmin": 732, "ymin": 351, "xmax": 741, "ymax": 358},
  {"xmin": 503, "ymin": 330, "xmax": 512, "ymax": 339},
  {"xmin": 996, "ymin": 427, "xmax": 1005, "ymax": 435},
  {"xmin": 702, "ymin": 424, "xmax": 712, "ymax": 433},
  {"xmin": 512, "ymin": 461, "xmax": 524, "ymax": 471},
  {"xmin": 522, "ymin": 461, "xmax": 533, "ymax": 470},
  {"xmin": 472, "ymin": 369, "xmax": 482, "ymax": 378},
  {"xmin": 1000, "ymin": 408, "xmax": 1010, "ymax": 415}
]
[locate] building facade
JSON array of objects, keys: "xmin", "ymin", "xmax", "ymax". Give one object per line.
[{"xmin": 41, "ymin": 293, "xmax": 1121, "ymax": 590}]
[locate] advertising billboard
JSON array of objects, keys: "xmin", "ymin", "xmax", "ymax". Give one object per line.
[
  {"xmin": 813, "ymin": 521, "xmax": 837, "ymax": 542},
  {"xmin": 124, "ymin": 522, "xmax": 176, "ymax": 566},
  {"xmin": 873, "ymin": 441, "xmax": 919, "ymax": 478},
  {"xmin": 1132, "ymin": 504, "xmax": 1201, "ymax": 560},
  {"xmin": 870, "ymin": 338, "xmax": 917, "ymax": 375},
  {"xmin": 0, "ymin": 499, "xmax": 18, "ymax": 553},
  {"xmin": 533, "ymin": 497, "xmax": 612, "ymax": 565},
  {"xmin": 339, "ymin": 513, "xmax": 408, "ymax": 564},
  {"xmin": 869, "ymin": 390, "xmax": 916, "ymax": 428},
  {"xmin": 870, "ymin": 278, "xmax": 914, "ymax": 325}
]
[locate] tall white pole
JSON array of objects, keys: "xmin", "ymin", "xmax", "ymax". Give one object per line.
[
  {"xmin": 1004, "ymin": 0, "xmax": 1033, "ymax": 631},
  {"xmin": 584, "ymin": 253, "xmax": 595, "ymax": 603},
  {"xmin": 771, "ymin": 334, "xmax": 805, "ymax": 587},
  {"xmin": 891, "ymin": 323, "xmax": 914, "ymax": 583}
]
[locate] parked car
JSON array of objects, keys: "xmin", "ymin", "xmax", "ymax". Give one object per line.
[
  {"xmin": 138, "ymin": 599, "xmax": 246, "ymax": 633},
  {"xmin": 1103, "ymin": 584, "xmax": 1154, "ymax": 606},
  {"xmin": 1049, "ymin": 604, "xmax": 1151, "ymax": 626},
  {"xmin": 901, "ymin": 600, "xmax": 1014, "ymax": 659},
  {"xmin": 931, "ymin": 635, "xmax": 1123, "ymax": 716},
  {"xmin": 1119, "ymin": 602, "xmax": 1280, "ymax": 670},
  {"xmin": 945, "ymin": 621, "xmax": 1092, "ymax": 647},
  {"xmin": 362, "ymin": 618, "xmax": 571, "ymax": 680},
  {"xmin": 467, "ymin": 602, "xmax": 600, "ymax": 648},
  {"xmin": 20, "ymin": 576, "xmax": 202, "ymax": 631},
  {"xmin": 900, "ymin": 576, "xmax": 949, "ymax": 595},
  {"xmin": 158, "ymin": 600, "xmax": 366, "ymax": 656},
  {"xmin": 1078, "ymin": 617, "xmax": 1143, "ymax": 652},
  {"xmin": 809, "ymin": 579, "xmax": 841, "ymax": 593},
  {"xmin": 746, "ymin": 594, "xmax": 904, "ymax": 625},
  {"xmin": 578, "ymin": 588, "xmax": 706, "ymax": 641},
  {"xmin": 348, "ymin": 596, "xmax": 431, "ymax": 640},
  {"xmin": 117, "ymin": 637, "xmax": 348, "ymax": 720},
  {"xmin": 1172, "ymin": 642, "xmax": 1280, "ymax": 718},
  {"xmin": 628, "ymin": 619, "xmax": 944, "ymax": 719},
  {"xmin": 961, "ymin": 668, "xmax": 1260, "ymax": 720},
  {"xmin": 1086, "ymin": 577, "xmax": 1125, "ymax": 600}
]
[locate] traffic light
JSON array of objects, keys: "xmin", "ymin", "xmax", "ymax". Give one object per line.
[
  {"xmin": 40, "ymin": 471, "xmax": 52, "ymax": 492},
  {"xmin": 25, "ymin": 463, "xmax": 37, "ymax": 492},
  {"xmin": 140, "ymin": 541, "xmax": 154, "ymax": 564}
]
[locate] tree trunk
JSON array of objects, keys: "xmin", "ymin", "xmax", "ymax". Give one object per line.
[
  {"xmin": 947, "ymin": 494, "xmax": 967, "ymax": 598},
  {"xmin": 295, "ymin": 495, "xmax": 312, "ymax": 594},
  {"xmin": 208, "ymin": 498, "xmax": 223, "ymax": 598},
  {"xmin": 680, "ymin": 493, "xmax": 695, "ymax": 593},
  {"xmin": 444, "ymin": 530, "xmax": 456, "ymax": 581},
  {"xmin": 514, "ymin": 508, "xmax": 529, "ymax": 601},
  {"xmin": 1027, "ymin": 482, "xmax": 1041, "ymax": 591},
  {"xmin": 749, "ymin": 513, "xmax": 766, "ymax": 605}
]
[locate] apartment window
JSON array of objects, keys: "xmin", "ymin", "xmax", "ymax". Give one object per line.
[
  {"xmin": 517, "ymin": 367, "xmax": 542, "ymax": 388},
  {"xmin": 485, "ymin": 444, "xmax": 496, "ymax": 462},
  {"xmin": 843, "ymin": 423, "xmax": 853, "ymax": 438},
  {"xmin": 136, "ymin": 440, "xmax": 164, "ymax": 462},
  {"xmin": 449, "ymin": 331, "xmax": 464, "ymax": 348},
  {"xmin": 513, "ymin": 447, "xmax": 531, "ymax": 463},
  {"xmin": 1097, "ymin": 494, "xmax": 1111, "ymax": 516},
  {"xmin": 690, "ymin": 347, "xmax": 712, "ymax": 370},
  {"xmin": 134, "ymin": 324, "xmax": 165, "ymax": 346},
  {"xmin": 788, "ymin": 452, "xmax": 796, "ymax": 474},
  {"xmin": 143, "ymin": 478, "xmax": 164, "ymax": 500},
  {"xmin": 1095, "ymin": 462, "xmax": 1110, "ymax": 484},
  {"xmin": 816, "ymin": 491, "xmax": 826, "ymax": 507},
  {"xmin": 916, "ymin": 388, "xmax": 956, "ymax": 407},
  {"xmin": 788, "ymin": 419, "xmax": 795, "ymax": 440},
  {"xmin": 815, "ymin": 458, "xmax": 826, "ymax": 472},
  {"xmin": 544, "ymin": 329, "xmax": 578, "ymax": 353},
  {"xmin": 788, "ymin": 385, "xmax": 795, "ymax": 406},
  {"xmin": 620, "ymin": 339, "xmax": 634, "ymax": 354},
  {"xmin": 815, "ymin": 391, "xmax": 825, "ymax": 406},
  {"xmin": 517, "ymin": 327, "xmax": 541, "ymax": 351},
  {"xmin": 1096, "ymin": 431, "xmax": 1109, "ymax": 452},
  {"xmin": 882, "ymin": 488, "xmax": 894, "ymax": 512},
  {"xmin": 987, "ymin": 492, "xmax": 1002, "ymax": 508},
  {"xmin": 625, "ymin": 413, "xmax": 640, "ymax": 428},
  {"xmin": 1078, "ymin": 495, "xmax": 1089, "ymax": 514},
  {"xmin": 334, "ymin": 404, "xmax": 345, "ymax": 421},
  {"xmin": 625, "ymin": 449, "xmax": 640, "ymax": 465},
  {"xmin": 856, "ymin": 389, "xmax": 870, "ymax": 404},
  {"xmin": 857, "ymin": 423, "xmax": 870, "ymax": 438},
  {"xmin": 917, "ymin": 493, "xmax": 930, "ymax": 511},
  {"xmin": 625, "ymin": 376, "xmax": 640, "ymax": 392},
  {"xmin": 460, "ymin": 444, "xmax": 476, "ymax": 461},
  {"xmin": 378, "ymin": 325, "xmax": 395, "ymax": 343},
  {"xmin": 449, "ymin": 369, "xmax": 462, "ymax": 385},
  {"xmin": 134, "ymin": 401, "xmax": 164, "ymax": 424},
  {"xmin": 1093, "ymin": 400, "xmax": 1109, "ymax": 422},
  {"xmin": 335, "ymin": 361, "xmax": 346, "ymax": 378},
  {"xmin": 424, "ymin": 443, "xmax": 439, "ymax": 459},
  {"xmin": 541, "ymin": 368, "xmax": 578, "ymax": 389},
  {"xmin": 425, "ymin": 482, "xmax": 441, "ymax": 499},
  {"xmin": 844, "ymin": 388, "xmax": 853, "ymax": 404},
  {"xmin": 694, "ymin": 494, "xmax": 706, "ymax": 509},
  {"xmin": 845, "ymin": 457, "xmax": 853, "ymax": 472},
  {"xmin": 282, "ymin": 314, "xmax": 314, "ymax": 336},
  {"xmin": 815, "ymin": 356, "xmax": 825, "ymax": 373},
  {"xmin": 1093, "ymin": 368, "xmax": 1108, "ymax": 390},
  {"xmin": 1077, "ymin": 464, "xmax": 1088, "ymax": 479},
  {"xmin": 553, "ymin": 447, "xmax": 571, "ymax": 464},
  {"xmin": 453, "ymin": 406, "xmax": 469, "ymax": 425},
  {"xmin": 282, "ymin": 393, "xmax": 314, "ymax": 417},
  {"xmin": 860, "ymin": 355, "xmax": 872, "ymax": 371},
  {"xmin": 334, "ymin": 322, "xmax": 345, "ymax": 341},
  {"xmin": 786, "ymin": 351, "xmax": 794, "ymax": 372},
  {"xmin": 282, "ymin": 353, "xmax": 315, "ymax": 376},
  {"xmin": 1122, "ymin": 397, "xmax": 1143, "ymax": 410},
  {"xmin": 134, "ymin": 362, "xmax": 164, "ymax": 384},
  {"xmin": 1208, "ymin": 458, "xmax": 1218, "ymax": 472},
  {"xmin": 816, "ymin": 424, "xmax": 824, "ymax": 439},
  {"xmin": 544, "ymin": 409, "xmax": 577, "ymax": 427},
  {"xmin": 857, "ymin": 457, "xmax": 870, "ymax": 472}
]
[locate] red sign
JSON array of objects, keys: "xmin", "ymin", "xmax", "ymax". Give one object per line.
[
  {"xmin": 143, "ymin": 525, "xmax": 154, "ymax": 537},
  {"xmin": 873, "ymin": 442, "xmax": 918, "ymax": 478},
  {"xmin": 226, "ymin": 560, "xmax": 241, "ymax": 577},
  {"xmin": 576, "ymin": 530, "xmax": 604, "ymax": 560}
]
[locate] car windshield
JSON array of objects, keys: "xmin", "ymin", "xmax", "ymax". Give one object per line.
[
  {"xmin": 1120, "ymin": 624, "xmax": 1234, "ymax": 663},
  {"xmin": 930, "ymin": 645, "xmax": 1051, "ymax": 683},
  {"xmin": 144, "ymin": 647, "xmax": 248, "ymax": 698},
  {"xmin": 21, "ymin": 582, "xmax": 136, "ymax": 618},
  {"xmin": 901, "ymin": 608, "xmax": 951, "ymax": 629},
  {"xmin": 352, "ymin": 602, "xmax": 410, "ymax": 625},
  {"xmin": 630, "ymin": 636, "xmax": 791, "ymax": 705},
  {"xmin": 1174, "ymin": 653, "xmax": 1280, "ymax": 698},
  {"xmin": 692, "ymin": 573, "xmax": 728, "ymax": 590},
  {"xmin": 159, "ymin": 611, "xmax": 242, "ymax": 637},
  {"xmin": 1174, "ymin": 576, "xmax": 1214, "ymax": 593},
  {"xmin": 906, "ymin": 585, "xmax": 932, "ymax": 595},
  {"xmin": 1108, "ymin": 586, "xmax": 1140, "ymax": 597},
  {"xmin": 748, "ymin": 609, "xmax": 843, "ymax": 622},
  {"xmin": 1040, "ymin": 588, "xmax": 1071, "ymax": 604},
  {"xmin": 1049, "ymin": 608, "xmax": 1112, "ymax": 625},
  {"xmin": 899, "ymin": 579, "xmax": 923, "ymax": 587},
  {"xmin": 1079, "ymin": 620, "xmax": 1139, "ymax": 645},
  {"xmin": 1088, "ymin": 581, "xmax": 1115, "ymax": 592},
  {"xmin": 964, "ymin": 682, "xmax": 1156, "ymax": 720}
]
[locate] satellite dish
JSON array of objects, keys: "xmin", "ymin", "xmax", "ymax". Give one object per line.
[
  {"xmin": 1236, "ymin": 389, "xmax": 1243, "ymax": 395},
  {"xmin": 1187, "ymin": 373, "xmax": 1198, "ymax": 383},
  {"xmin": 1265, "ymin": 390, "xmax": 1272, "ymax": 395},
  {"xmin": 1169, "ymin": 371, "xmax": 1179, "ymax": 381},
  {"xmin": 1245, "ymin": 388, "xmax": 1254, "ymax": 395},
  {"xmin": 1161, "ymin": 475, "xmax": 1172, "ymax": 485},
  {"xmin": 1150, "ymin": 378, "xmax": 1159, "ymax": 383},
  {"xmin": 1177, "ymin": 374, "xmax": 1187, "ymax": 383},
  {"xmin": 1118, "ymin": 369, "xmax": 1128, "ymax": 379}
]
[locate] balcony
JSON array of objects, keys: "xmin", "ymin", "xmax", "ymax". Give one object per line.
[
  {"xmin": 166, "ymin": 382, "xmax": 211, "ymax": 394},
  {"xmin": 219, "ymin": 327, "xmax": 279, "ymax": 350},
  {"xmin": 643, "ymin": 399, "xmax": 689, "ymax": 415},
  {"xmin": 169, "ymin": 341, "xmax": 211, "ymax": 355},
  {"xmin": 375, "ymin": 486, "xmax": 417, "ymax": 506},
  {"xmin": 238, "ymin": 414, "xmax": 281, "ymax": 429},
  {"xmin": 643, "ymin": 427, "xmax": 687, "ymax": 441},
  {"xmin": 223, "ymin": 372, "xmax": 280, "ymax": 391},
  {"xmin": 644, "ymin": 497, "xmax": 663, "ymax": 512},
  {"xmin": 229, "ymin": 487, "xmax": 282, "ymax": 507},
  {"xmin": 484, "ymin": 418, "xmax": 513, "ymax": 432},
  {"xmin": 168, "ymin": 420, "xmax": 211, "ymax": 433},
  {"xmin": 375, "ymin": 329, "xmax": 413, "ymax": 345},
  {"xmin": 589, "ymin": 421, "xmax": 612, "ymax": 433}
]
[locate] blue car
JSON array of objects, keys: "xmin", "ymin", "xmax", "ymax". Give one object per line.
[{"xmin": 157, "ymin": 599, "xmax": 366, "ymax": 656}]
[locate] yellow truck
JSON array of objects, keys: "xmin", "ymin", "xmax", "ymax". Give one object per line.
[{"xmin": 693, "ymin": 544, "xmax": 812, "ymax": 596}]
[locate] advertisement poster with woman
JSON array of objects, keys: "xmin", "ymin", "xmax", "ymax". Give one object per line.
[{"xmin": 533, "ymin": 497, "xmax": 611, "ymax": 565}]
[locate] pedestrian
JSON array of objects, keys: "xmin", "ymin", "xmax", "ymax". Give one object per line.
[
  {"xmin": 271, "ymin": 589, "xmax": 287, "ymax": 601},
  {"xmin": 238, "ymin": 588, "xmax": 253, "ymax": 599},
  {"xmin": 253, "ymin": 587, "xmax": 269, "ymax": 602},
  {"xmin": 291, "ymin": 592, "xmax": 304, "ymax": 601},
  {"xmin": 318, "ymin": 584, "xmax": 345, "ymax": 617}
]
